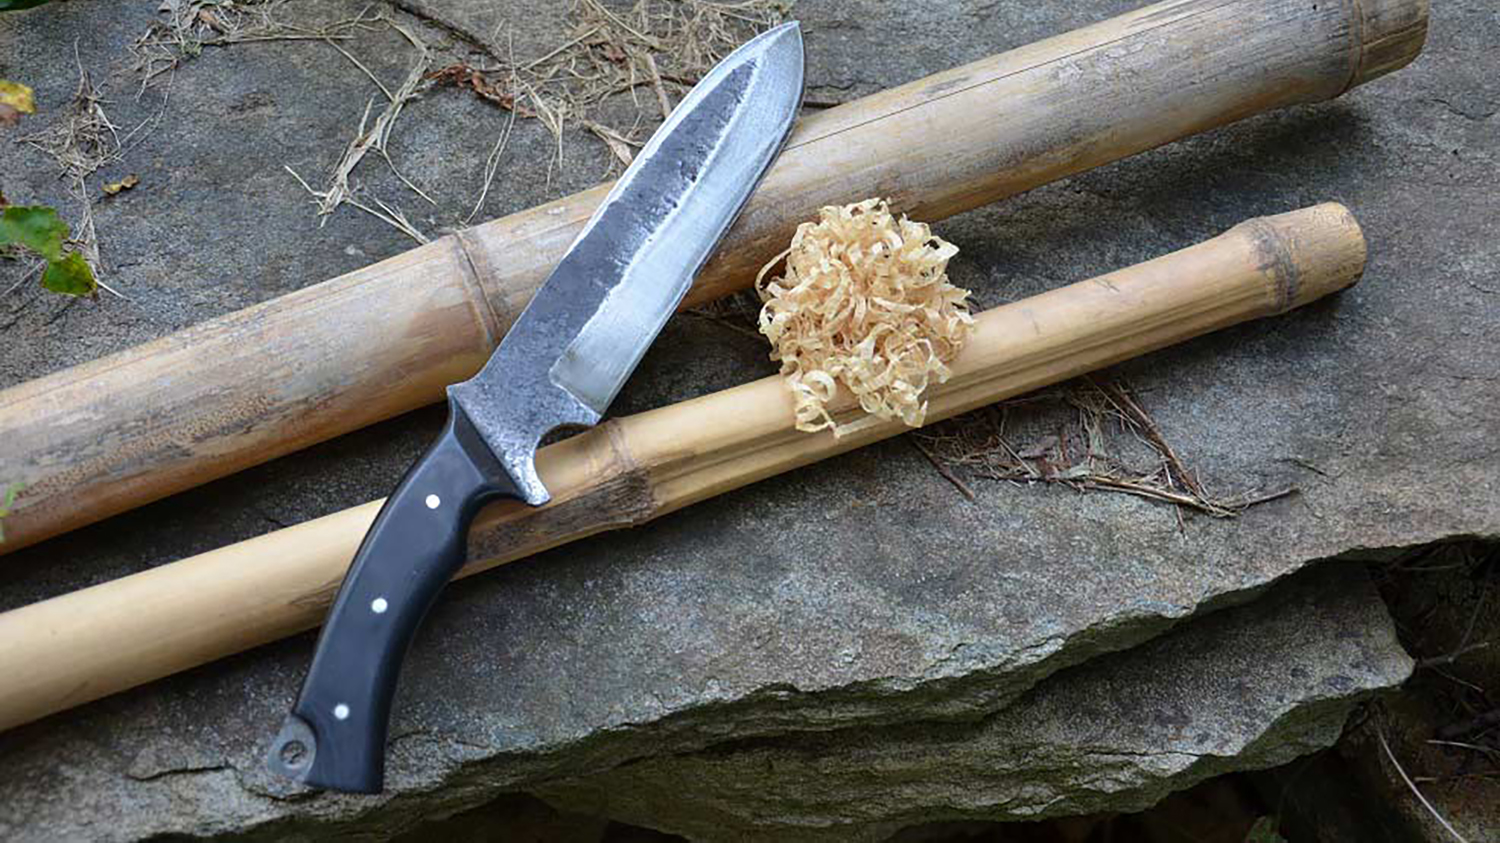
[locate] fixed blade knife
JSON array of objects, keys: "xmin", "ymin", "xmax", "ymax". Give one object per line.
[{"xmin": 266, "ymin": 22, "xmax": 804, "ymax": 794}]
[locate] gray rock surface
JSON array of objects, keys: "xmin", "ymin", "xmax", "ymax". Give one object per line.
[
  {"xmin": 0, "ymin": 0, "xmax": 1496, "ymax": 840},
  {"xmin": 536, "ymin": 563, "xmax": 1412, "ymax": 842}
]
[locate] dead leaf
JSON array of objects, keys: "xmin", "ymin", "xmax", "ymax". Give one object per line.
[
  {"xmin": 584, "ymin": 120, "xmax": 637, "ymax": 166},
  {"xmin": 197, "ymin": 8, "xmax": 228, "ymax": 33},
  {"xmin": 0, "ymin": 80, "xmax": 34, "ymax": 126},
  {"xmin": 102, "ymin": 174, "xmax": 140, "ymax": 196},
  {"xmin": 0, "ymin": 80, "xmax": 35, "ymax": 125},
  {"xmin": 426, "ymin": 64, "xmax": 534, "ymax": 117}
]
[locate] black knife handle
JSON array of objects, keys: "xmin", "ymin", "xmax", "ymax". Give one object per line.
[{"xmin": 267, "ymin": 396, "xmax": 519, "ymax": 793}]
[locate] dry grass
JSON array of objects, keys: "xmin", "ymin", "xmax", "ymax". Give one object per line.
[
  {"xmin": 129, "ymin": 1, "xmax": 786, "ymax": 241},
  {"xmin": 422, "ymin": 0, "xmax": 789, "ymax": 176},
  {"xmin": 914, "ymin": 378, "xmax": 1296, "ymax": 519},
  {"xmin": 15, "ymin": 43, "xmax": 160, "ymax": 298},
  {"xmin": 130, "ymin": 1, "xmax": 376, "ymax": 95},
  {"xmin": 284, "ymin": 13, "xmax": 437, "ymax": 242},
  {"xmin": 130, "ymin": 3, "xmax": 442, "ymax": 241}
]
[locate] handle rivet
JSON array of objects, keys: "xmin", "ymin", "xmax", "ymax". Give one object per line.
[
  {"xmin": 333, "ymin": 703, "xmax": 350, "ymax": 720},
  {"xmin": 425, "ymin": 494, "xmax": 441, "ymax": 509},
  {"xmin": 278, "ymin": 739, "xmax": 308, "ymax": 767},
  {"xmin": 371, "ymin": 597, "xmax": 389, "ymax": 614}
]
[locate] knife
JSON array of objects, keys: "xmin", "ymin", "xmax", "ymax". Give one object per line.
[{"xmin": 266, "ymin": 22, "xmax": 804, "ymax": 794}]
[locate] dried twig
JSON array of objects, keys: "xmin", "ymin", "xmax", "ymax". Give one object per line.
[
  {"xmin": 464, "ymin": 35, "xmax": 522, "ymax": 225},
  {"xmin": 522, "ymin": 26, "xmax": 601, "ymax": 71},
  {"xmin": 1378, "ymin": 727, "xmax": 1472, "ymax": 843},
  {"xmin": 641, "ymin": 51, "xmax": 673, "ymax": 119},
  {"xmin": 1081, "ymin": 475, "xmax": 1235, "ymax": 516},
  {"xmin": 910, "ymin": 436, "xmax": 976, "ymax": 502},
  {"xmin": 1, "ymin": 261, "xmax": 46, "ymax": 298},
  {"xmin": 1428, "ymin": 738, "xmax": 1500, "ymax": 759},
  {"xmin": 465, "ymin": 115, "xmax": 516, "ymax": 224},
  {"xmin": 350, "ymin": 194, "xmax": 430, "ymax": 244},
  {"xmin": 1093, "ymin": 378, "xmax": 1208, "ymax": 500},
  {"xmin": 1282, "ymin": 456, "xmax": 1331, "ymax": 477},
  {"xmin": 1417, "ymin": 642, "xmax": 1493, "ymax": 669},
  {"xmin": 583, "ymin": 0, "xmax": 664, "ymax": 50}
]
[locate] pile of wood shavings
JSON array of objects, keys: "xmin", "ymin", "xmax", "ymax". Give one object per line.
[{"xmin": 756, "ymin": 199, "xmax": 974, "ymax": 436}]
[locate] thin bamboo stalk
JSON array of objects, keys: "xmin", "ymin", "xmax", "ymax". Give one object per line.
[
  {"xmin": 0, "ymin": 0, "xmax": 1426, "ymax": 553},
  {"xmin": 0, "ymin": 203, "xmax": 1366, "ymax": 733}
]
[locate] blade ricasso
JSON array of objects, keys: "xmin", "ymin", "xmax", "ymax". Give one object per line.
[
  {"xmin": 498, "ymin": 448, "xmax": 550, "ymax": 507},
  {"xmin": 449, "ymin": 379, "xmax": 600, "ymax": 506}
]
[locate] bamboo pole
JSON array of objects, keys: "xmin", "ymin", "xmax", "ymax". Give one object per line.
[
  {"xmin": 0, "ymin": 0, "xmax": 1426, "ymax": 553},
  {"xmin": 0, "ymin": 203, "xmax": 1366, "ymax": 732}
]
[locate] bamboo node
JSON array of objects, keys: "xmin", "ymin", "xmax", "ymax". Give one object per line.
[{"xmin": 755, "ymin": 199, "xmax": 974, "ymax": 436}]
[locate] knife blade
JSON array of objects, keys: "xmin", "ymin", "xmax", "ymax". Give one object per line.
[{"xmin": 266, "ymin": 22, "xmax": 804, "ymax": 794}]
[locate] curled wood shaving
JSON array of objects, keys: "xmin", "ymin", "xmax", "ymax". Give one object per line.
[{"xmin": 757, "ymin": 199, "xmax": 974, "ymax": 436}]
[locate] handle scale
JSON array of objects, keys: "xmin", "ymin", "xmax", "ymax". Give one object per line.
[{"xmin": 267, "ymin": 396, "xmax": 518, "ymax": 793}]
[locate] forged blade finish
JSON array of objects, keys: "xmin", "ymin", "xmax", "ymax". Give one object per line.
[{"xmin": 450, "ymin": 22, "xmax": 804, "ymax": 505}]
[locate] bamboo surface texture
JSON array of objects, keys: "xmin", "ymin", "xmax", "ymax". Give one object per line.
[
  {"xmin": 0, "ymin": 0, "xmax": 1426, "ymax": 553},
  {"xmin": 0, "ymin": 203, "xmax": 1367, "ymax": 733}
]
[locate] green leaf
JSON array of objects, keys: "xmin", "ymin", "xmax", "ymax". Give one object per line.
[
  {"xmin": 0, "ymin": 205, "xmax": 69, "ymax": 260},
  {"xmin": 41, "ymin": 251, "xmax": 97, "ymax": 297},
  {"xmin": 0, "ymin": 0, "xmax": 57, "ymax": 11}
]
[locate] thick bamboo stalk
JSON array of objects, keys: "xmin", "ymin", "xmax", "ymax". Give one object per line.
[
  {"xmin": 0, "ymin": 0, "xmax": 1425, "ymax": 553},
  {"xmin": 0, "ymin": 203, "xmax": 1365, "ymax": 732}
]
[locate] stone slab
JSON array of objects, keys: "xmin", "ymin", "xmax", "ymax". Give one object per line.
[{"xmin": 535, "ymin": 563, "xmax": 1413, "ymax": 841}]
